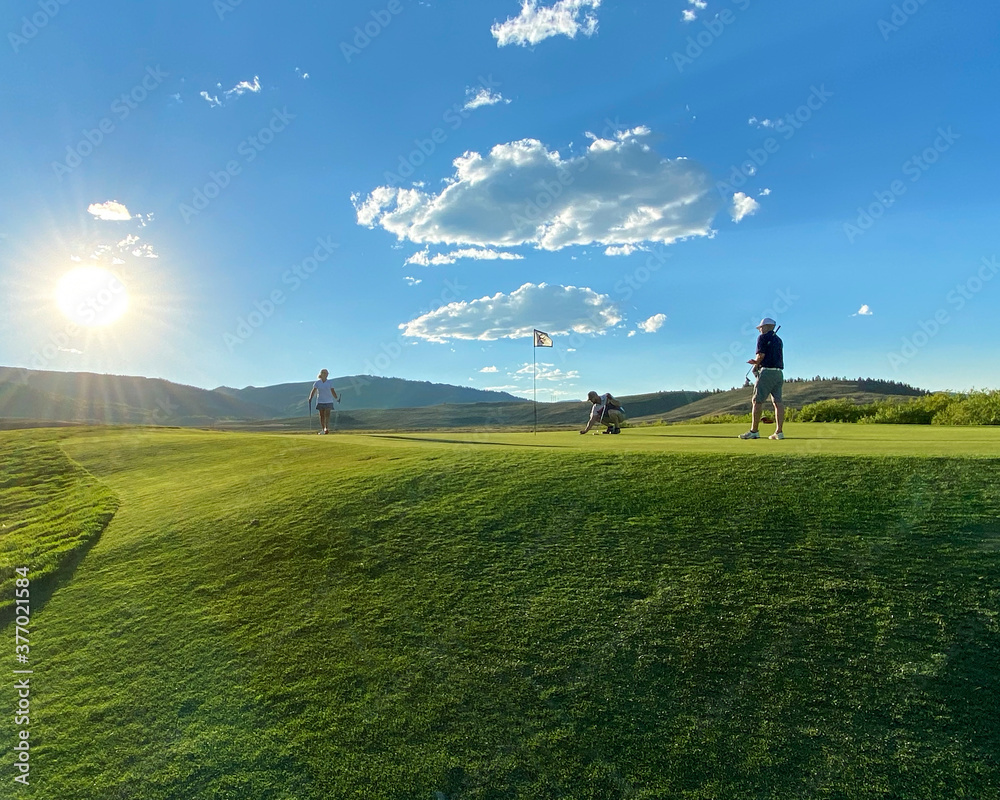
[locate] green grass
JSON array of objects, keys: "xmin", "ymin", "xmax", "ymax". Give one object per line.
[
  {"xmin": 0, "ymin": 435, "xmax": 117, "ymax": 621},
  {"xmin": 2, "ymin": 425, "xmax": 999, "ymax": 798}
]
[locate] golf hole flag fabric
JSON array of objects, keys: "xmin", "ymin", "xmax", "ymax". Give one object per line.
[{"xmin": 534, "ymin": 330, "xmax": 553, "ymax": 347}]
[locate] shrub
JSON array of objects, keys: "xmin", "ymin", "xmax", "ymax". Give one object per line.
[
  {"xmin": 932, "ymin": 390, "xmax": 1000, "ymax": 425},
  {"xmin": 797, "ymin": 398, "xmax": 872, "ymax": 423},
  {"xmin": 859, "ymin": 393, "xmax": 955, "ymax": 425}
]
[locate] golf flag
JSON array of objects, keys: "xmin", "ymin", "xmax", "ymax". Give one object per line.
[{"xmin": 533, "ymin": 329, "xmax": 553, "ymax": 347}]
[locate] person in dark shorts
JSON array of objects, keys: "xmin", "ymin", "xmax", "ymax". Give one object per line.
[
  {"xmin": 307, "ymin": 369, "xmax": 340, "ymax": 435},
  {"xmin": 739, "ymin": 318, "xmax": 785, "ymax": 440}
]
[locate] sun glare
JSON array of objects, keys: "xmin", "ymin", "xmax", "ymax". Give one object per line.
[{"xmin": 55, "ymin": 266, "xmax": 129, "ymax": 327}]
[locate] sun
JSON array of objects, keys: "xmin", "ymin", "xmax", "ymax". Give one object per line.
[{"xmin": 55, "ymin": 266, "xmax": 129, "ymax": 327}]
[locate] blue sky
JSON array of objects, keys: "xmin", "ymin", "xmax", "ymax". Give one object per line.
[{"xmin": 1, "ymin": 0, "xmax": 997, "ymax": 399}]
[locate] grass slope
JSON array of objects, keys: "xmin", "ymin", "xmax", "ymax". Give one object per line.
[
  {"xmin": 2, "ymin": 426, "xmax": 999, "ymax": 799},
  {"xmin": 0, "ymin": 433, "xmax": 118, "ymax": 621}
]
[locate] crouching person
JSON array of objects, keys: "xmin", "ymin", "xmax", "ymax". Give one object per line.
[{"xmin": 580, "ymin": 391, "xmax": 625, "ymax": 434}]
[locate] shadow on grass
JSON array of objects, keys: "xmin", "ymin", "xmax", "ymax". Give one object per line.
[
  {"xmin": 370, "ymin": 434, "xmax": 568, "ymax": 448},
  {"xmin": 0, "ymin": 506, "xmax": 116, "ymax": 630},
  {"xmin": 0, "ymin": 505, "xmax": 117, "ymax": 629},
  {"xmin": 931, "ymin": 611, "xmax": 1000, "ymax": 755}
]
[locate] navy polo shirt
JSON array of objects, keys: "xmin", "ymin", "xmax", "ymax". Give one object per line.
[{"xmin": 756, "ymin": 331, "xmax": 783, "ymax": 369}]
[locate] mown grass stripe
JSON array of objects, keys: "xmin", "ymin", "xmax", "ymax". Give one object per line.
[{"xmin": 1, "ymin": 427, "xmax": 997, "ymax": 799}]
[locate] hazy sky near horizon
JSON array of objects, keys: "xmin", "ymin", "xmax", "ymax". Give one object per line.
[{"xmin": 1, "ymin": 0, "xmax": 997, "ymax": 398}]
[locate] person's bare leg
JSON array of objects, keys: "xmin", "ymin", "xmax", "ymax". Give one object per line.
[
  {"xmin": 751, "ymin": 401, "xmax": 763, "ymax": 432},
  {"xmin": 774, "ymin": 401, "xmax": 785, "ymax": 434}
]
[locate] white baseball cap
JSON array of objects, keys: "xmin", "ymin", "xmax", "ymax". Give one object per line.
[{"xmin": 757, "ymin": 318, "xmax": 776, "ymax": 328}]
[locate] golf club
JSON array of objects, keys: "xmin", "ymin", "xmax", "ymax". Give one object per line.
[{"xmin": 309, "ymin": 397, "xmax": 315, "ymax": 433}]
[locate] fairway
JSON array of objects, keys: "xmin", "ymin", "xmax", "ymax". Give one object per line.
[
  {"xmin": 3, "ymin": 424, "xmax": 1000, "ymax": 799},
  {"xmin": 369, "ymin": 422, "xmax": 1000, "ymax": 457}
]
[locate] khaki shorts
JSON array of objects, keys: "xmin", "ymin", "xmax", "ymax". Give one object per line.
[
  {"xmin": 603, "ymin": 409, "xmax": 625, "ymax": 426},
  {"xmin": 753, "ymin": 368, "xmax": 783, "ymax": 403}
]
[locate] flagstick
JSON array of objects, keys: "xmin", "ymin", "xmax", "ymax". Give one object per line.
[{"xmin": 533, "ymin": 339, "xmax": 537, "ymax": 434}]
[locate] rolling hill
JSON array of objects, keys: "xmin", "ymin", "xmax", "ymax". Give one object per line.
[
  {"xmin": 214, "ymin": 375, "xmax": 527, "ymax": 415},
  {"xmin": 0, "ymin": 367, "xmax": 928, "ymax": 430},
  {"xmin": 630, "ymin": 379, "xmax": 928, "ymax": 424}
]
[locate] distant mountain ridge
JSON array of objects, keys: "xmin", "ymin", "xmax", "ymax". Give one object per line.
[
  {"xmin": 214, "ymin": 375, "xmax": 527, "ymax": 416},
  {"xmin": 0, "ymin": 367, "xmax": 525, "ymax": 426},
  {"xmin": 0, "ymin": 367, "xmax": 928, "ymax": 429}
]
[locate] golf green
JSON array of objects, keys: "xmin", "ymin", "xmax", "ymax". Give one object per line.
[{"xmin": 1, "ymin": 424, "xmax": 998, "ymax": 799}]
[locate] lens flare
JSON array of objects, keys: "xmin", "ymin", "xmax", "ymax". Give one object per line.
[{"xmin": 55, "ymin": 266, "xmax": 129, "ymax": 327}]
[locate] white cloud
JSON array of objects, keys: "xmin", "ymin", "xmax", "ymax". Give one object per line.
[
  {"xmin": 759, "ymin": 188, "xmax": 772, "ymax": 196},
  {"xmin": 399, "ymin": 282, "xmax": 621, "ymax": 343},
  {"xmin": 492, "ymin": 0, "xmax": 601, "ymax": 47},
  {"xmin": 115, "ymin": 233, "xmax": 158, "ymax": 258},
  {"xmin": 730, "ymin": 192, "xmax": 760, "ymax": 223},
  {"xmin": 628, "ymin": 330, "xmax": 637, "ymax": 337},
  {"xmin": 604, "ymin": 243, "xmax": 647, "ymax": 256},
  {"xmin": 355, "ymin": 128, "xmax": 718, "ymax": 253},
  {"xmin": 201, "ymin": 76, "xmax": 261, "ymax": 108},
  {"xmin": 464, "ymin": 87, "xmax": 510, "ymax": 110},
  {"xmin": 514, "ymin": 362, "xmax": 580, "ymax": 381},
  {"xmin": 131, "ymin": 244, "xmax": 158, "ymax": 259},
  {"xmin": 225, "ymin": 75, "xmax": 261, "ymax": 99},
  {"xmin": 638, "ymin": 312, "xmax": 667, "ymax": 333},
  {"xmin": 482, "ymin": 384, "xmax": 522, "ymax": 392},
  {"xmin": 404, "ymin": 275, "xmax": 422, "ymax": 285},
  {"xmin": 855, "ymin": 304, "xmax": 874, "ymax": 316},
  {"xmin": 88, "ymin": 201, "xmax": 132, "ymax": 221},
  {"xmin": 406, "ymin": 247, "xmax": 525, "ymax": 266},
  {"xmin": 295, "ymin": 67, "xmax": 310, "ymax": 80},
  {"xmin": 480, "ymin": 365, "xmax": 499, "ymax": 373},
  {"xmin": 683, "ymin": 0, "xmax": 707, "ymax": 22},
  {"xmin": 748, "ymin": 117, "xmax": 778, "ymax": 129}
]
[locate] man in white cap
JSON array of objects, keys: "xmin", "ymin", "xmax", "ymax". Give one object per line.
[{"xmin": 739, "ymin": 318, "xmax": 785, "ymax": 440}]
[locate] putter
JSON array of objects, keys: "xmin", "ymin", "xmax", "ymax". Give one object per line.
[{"xmin": 309, "ymin": 397, "xmax": 315, "ymax": 433}]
